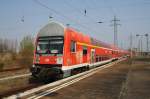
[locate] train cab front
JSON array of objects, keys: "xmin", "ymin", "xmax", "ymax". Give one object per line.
[{"xmin": 31, "ymin": 36, "xmax": 64, "ymax": 81}]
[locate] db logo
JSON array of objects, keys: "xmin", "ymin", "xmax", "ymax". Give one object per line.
[{"xmin": 45, "ymin": 58, "xmax": 50, "ymax": 62}]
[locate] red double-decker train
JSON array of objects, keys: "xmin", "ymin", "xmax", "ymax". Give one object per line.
[{"xmin": 30, "ymin": 21, "xmax": 129, "ymax": 81}]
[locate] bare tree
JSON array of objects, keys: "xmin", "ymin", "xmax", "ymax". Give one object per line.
[{"xmin": 19, "ymin": 35, "xmax": 34, "ymax": 67}]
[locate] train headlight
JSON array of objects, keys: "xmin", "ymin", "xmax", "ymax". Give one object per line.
[
  {"xmin": 57, "ymin": 57, "xmax": 63, "ymax": 64},
  {"xmin": 32, "ymin": 64, "xmax": 35, "ymax": 67}
]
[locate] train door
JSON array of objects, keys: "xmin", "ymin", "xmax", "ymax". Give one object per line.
[
  {"xmin": 70, "ymin": 41, "xmax": 76, "ymax": 65},
  {"xmin": 90, "ymin": 49, "xmax": 95, "ymax": 63},
  {"xmin": 83, "ymin": 46, "xmax": 87, "ymax": 63}
]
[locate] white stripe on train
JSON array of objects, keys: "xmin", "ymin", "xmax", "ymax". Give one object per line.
[{"xmin": 62, "ymin": 58, "xmax": 114, "ymax": 71}]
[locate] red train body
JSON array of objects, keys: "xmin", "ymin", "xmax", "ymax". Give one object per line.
[{"xmin": 31, "ymin": 21, "xmax": 128, "ymax": 81}]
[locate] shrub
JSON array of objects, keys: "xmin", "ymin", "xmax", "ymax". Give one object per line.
[
  {"xmin": 18, "ymin": 35, "xmax": 34, "ymax": 68},
  {"xmin": 0, "ymin": 62, "xmax": 4, "ymax": 70}
]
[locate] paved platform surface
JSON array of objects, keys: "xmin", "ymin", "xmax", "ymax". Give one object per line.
[{"xmin": 42, "ymin": 58, "xmax": 150, "ymax": 99}]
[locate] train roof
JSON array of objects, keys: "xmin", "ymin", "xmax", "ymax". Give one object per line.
[
  {"xmin": 90, "ymin": 37, "xmax": 118, "ymax": 50},
  {"xmin": 37, "ymin": 21, "xmax": 123, "ymax": 51},
  {"xmin": 38, "ymin": 21, "xmax": 65, "ymax": 37}
]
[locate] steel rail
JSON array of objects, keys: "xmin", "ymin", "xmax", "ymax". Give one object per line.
[
  {"xmin": 0, "ymin": 73, "xmax": 31, "ymax": 81},
  {"xmin": 6, "ymin": 58, "xmax": 126, "ymax": 99}
]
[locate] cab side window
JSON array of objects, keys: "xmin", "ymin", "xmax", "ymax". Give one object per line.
[{"xmin": 71, "ymin": 41, "xmax": 76, "ymax": 52}]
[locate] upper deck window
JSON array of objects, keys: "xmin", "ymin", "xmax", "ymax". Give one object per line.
[{"xmin": 71, "ymin": 41, "xmax": 76, "ymax": 52}]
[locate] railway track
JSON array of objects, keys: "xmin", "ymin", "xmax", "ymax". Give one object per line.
[
  {"xmin": 0, "ymin": 84, "xmax": 41, "ymax": 98},
  {"xmin": 0, "ymin": 73, "xmax": 31, "ymax": 81},
  {"xmin": 4, "ymin": 58, "xmax": 126, "ymax": 99},
  {"xmin": 0, "ymin": 67, "xmax": 26, "ymax": 73}
]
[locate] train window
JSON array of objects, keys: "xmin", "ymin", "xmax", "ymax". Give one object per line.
[
  {"xmin": 102, "ymin": 57, "xmax": 104, "ymax": 61},
  {"xmin": 99, "ymin": 57, "xmax": 102, "ymax": 61},
  {"xmin": 71, "ymin": 41, "xmax": 76, "ymax": 52},
  {"xmin": 96, "ymin": 57, "xmax": 99, "ymax": 62},
  {"xmin": 49, "ymin": 40, "xmax": 63, "ymax": 54},
  {"xmin": 96, "ymin": 55, "xmax": 98, "ymax": 62},
  {"xmin": 36, "ymin": 37, "xmax": 64, "ymax": 54},
  {"xmin": 101, "ymin": 57, "xmax": 103, "ymax": 61},
  {"xmin": 36, "ymin": 41, "xmax": 49, "ymax": 54},
  {"xmin": 83, "ymin": 46, "xmax": 87, "ymax": 55}
]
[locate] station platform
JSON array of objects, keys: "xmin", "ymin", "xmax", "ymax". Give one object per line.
[{"xmin": 42, "ymin": 58, "xmax": 150, "ymax": 99}]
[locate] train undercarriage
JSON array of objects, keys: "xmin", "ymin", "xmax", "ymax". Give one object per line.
[{"xmin": 29, "ymin": 59, "xmax": 115, "ymax": 83}]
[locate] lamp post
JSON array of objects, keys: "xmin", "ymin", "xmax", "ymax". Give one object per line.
[
  {"xmin": 145, "ymin": 34, "xmax": 149, "ymax": 52},
  {"xmin": 130, "ymin": 34, "xmax": 133, "ymax": 58},
  {"xmin": 136, "ymin": 34, "xmax": 143, "ymax": 56},
  {"xmin": 136, "ymin": 34, "xmax": 149, "ymax": 56}
]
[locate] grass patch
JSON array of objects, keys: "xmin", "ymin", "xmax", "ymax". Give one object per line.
[{"xmin": 132, "ymin": 56, "xmax": 150, "ymax": 62}]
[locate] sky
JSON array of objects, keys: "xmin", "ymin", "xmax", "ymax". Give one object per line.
[{"xmin": 0, "ymin": 0, "xmax": 150, "ymax": 50}]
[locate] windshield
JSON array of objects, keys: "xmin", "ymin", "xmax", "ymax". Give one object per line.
[
  {"xmin": 37, "ymin": 41, "xmax": 49, "ymax": 54},
  {"xmin": 36, "ymin": 37, "xmax": 64, "ymax": 54}
]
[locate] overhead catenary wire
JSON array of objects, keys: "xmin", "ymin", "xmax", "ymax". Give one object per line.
[
  {"xmin": 62, "ymin": 0, "xmax": 105, "ymax": 38},
  {"xmin": 83, "ymin": 0, "xmax": 102, "ymax": 22},
  {"xmin": 62, "ymin": 0, "xmax": 103, "ymax": 34},
  {"xmin": 33, "ymin": 0, "xmax": 98, "ymax": 34},
  {"xmin": 83, "ymin": 0, "xmax": 104, "ymax": 23},
  {"xmin": 102, "ymin": 0, "xmax": 116, "ymax": 16},
  {"xmin": 63, "ymin": 0, "xmax": 103, "ymax": 24},
  {"xmin": 32, "ymin": 0, "xmax": 82, "ymax": 26}
]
